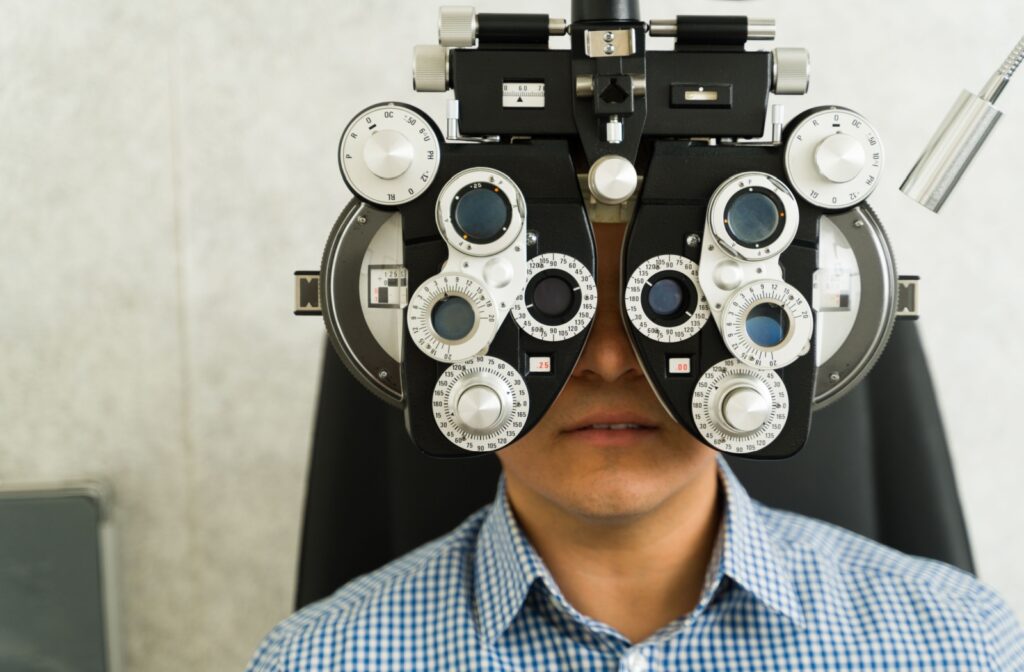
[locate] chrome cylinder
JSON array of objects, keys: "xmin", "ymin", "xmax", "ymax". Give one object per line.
[{"xmin": 900, "ymin": 91, "xmax": 1002, "ymax": 213}]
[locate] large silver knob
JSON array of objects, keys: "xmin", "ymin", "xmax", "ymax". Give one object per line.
[
  {"xmin": 814, "ymin": 133, "xmax": 866, "ymax": 183},
  {"xmin": 720, "ymin": 386, "xmax": 771, "ymax": 433},
  {"xmin": 457, "ymin": 385, "xmax": 503, "ymax": 432},
  {"xmin": 692, "ymin": 359, "xmax": 789, "ymax": 454},
  {"xmin": 772, "ymin": 48, "xmax": 811, "ymax": 95},
  {"xmin": 439, "ymin": 6, "xmax": 477, "ymax": 47},
  {"xmin": 587, "ymin": 154, "xmax": 638, "ymax": 205},
  {"xmin": 363, "ymin": 130, "xmax": 414, "ymax": 180},
  {"xmin": 432, "ymin": 356, "xmax": 529, "ymax": 452},
  {"xmin": 413, "ymin": 45, "xmax": 449, "ymax": 92}
]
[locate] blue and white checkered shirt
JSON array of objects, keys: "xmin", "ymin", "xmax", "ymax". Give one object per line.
[{"xmin": 247, "ymin": 456, "xmax": 1024, "ymax": 670}]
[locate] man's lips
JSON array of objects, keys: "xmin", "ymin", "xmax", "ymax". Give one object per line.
[{"xmin": 563, "ymin": 411, "xmax": 660, "ymax": 433}]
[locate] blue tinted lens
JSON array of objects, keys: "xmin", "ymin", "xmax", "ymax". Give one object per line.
[
  {"xmin": 648, "ymin": 278, "xmax": 685, "ymax": 317},
  {"xmin": 726, "ymin": 192, "xmax": 779, "ymax": 245},
  {"xmin": 745, "ymin": 303, "xmax": 789, "ymax": 347},
  {"xmin": 454, "ymin": 188, "xmax": 507, "ymax": 241},
  {"xmin": 431, "ymin": 296, "xmax": 475, "ymax": 341}
]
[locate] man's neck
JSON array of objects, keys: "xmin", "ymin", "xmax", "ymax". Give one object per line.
[{"xmin": 503, "ymin": 460, "xmax": 723, "ymax": 644}]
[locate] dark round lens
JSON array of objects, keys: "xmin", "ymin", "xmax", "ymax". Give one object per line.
[
  {"xmin": 532, "ymin": 276, "xmax": 573, "ymax": 318},
  {"xmin": 726, "ymin": 191, "xmax": 780, "ymax": 246},
  {"xmin": 454, "ymin": 187, "xmax": 509, "ymax": 242},
  {"xmin": 431, "ymin": 296, "xmax": 475, "ymax": 341},
  {"xmin": 648, "ymin": 278, "xmax": 686, "ymax": 317},
  {"xmin": 745, "ymin": 303, "xmax": 790, "ymax": 347}
]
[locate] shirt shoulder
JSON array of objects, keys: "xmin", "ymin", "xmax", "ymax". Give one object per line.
[
  {"xmin": 245, "ymin": 505, "xmax": 490, "ymax": 672},
  {"xmin": 755, "ymin": 501, "xmax": 1024, "ymax": 669}
]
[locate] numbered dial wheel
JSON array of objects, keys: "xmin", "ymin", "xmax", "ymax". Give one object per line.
[
  {"xmin": 785, "ymin": 107, "xmax": 884, "ymax": 210},
  {"xmin": 407, "ymin": 274, "xmax": 497, "ymax": 363},
  {"xmin": 691, "ymin": 358, "xmax": 790, "ymax": 454},
  {"xmin": 625, "ymin": 255, "xmax": 711, "ymax": 343},
  {"xmin": 721, "ymin": 279, "xmax": 814, "ymax": 370},
  {"xmin": 436, "ymin": 168, "xmax": 526, "ymax": 257},
  {"xmin": 338, "ymin": 102, "xmax": 441, "ymax": 206},
  {"xmin": 432, "ymin": 355, "xmax": 530, "ymax": 452},
  {"xmin": 512, "ymin": 253, "xmax": 597, "ymax": 342},
  {"xmin": 707, "ymin": 172, "xmax": 800, "ymax": 262}
]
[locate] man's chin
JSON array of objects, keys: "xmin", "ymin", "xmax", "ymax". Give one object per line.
[
  {"xmin": 541, "ymin": 434, "xmax": 700, "ymax": 521},
  {"xmin": 552, "ymin": 472, "xmax": 680, "ymax": 523}
]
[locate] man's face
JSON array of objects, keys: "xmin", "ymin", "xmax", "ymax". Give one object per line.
[{"xmin": 497, "ymin": 221, "xmax": 717, "ymax": 521}]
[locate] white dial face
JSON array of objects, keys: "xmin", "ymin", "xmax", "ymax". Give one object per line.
[
  {"xmin": 406, "ymin": 273, "xmax": 497, "ymax": 363},
  {"xmin": 624, "ymin": 255, "xmax": 711, "ymax": 343},
  {"xmin": 339, "ymin": 103, "xmax": 441, "ymax": 206},
  {"xmin": 721, "ymin": 279, "xmax": 814, "ymax": 370},
  {"xmin": 784, "ymin": 108, "xmax": 883, "ymax": 210},
  {"xmin": 691, "ymin": 358, "xmax": 789, "ymax": 454},
  {"xmin": 432, "ymin": 356, "xmax": 530, "ymax": 452},
  {"xmin": 511, "ymin": 253, "xmax": 597, "ymax": 342}
]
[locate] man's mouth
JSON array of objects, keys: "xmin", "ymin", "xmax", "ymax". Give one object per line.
[{"xmin": 563, "ymin": 411, "xmax": 661, "ymax": 437}]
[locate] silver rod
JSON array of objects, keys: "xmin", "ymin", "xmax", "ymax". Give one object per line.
[
  {"xmin": 747, "ymin": 18, "xmax": 776, "ymax": 41},
  {"xmin": 979, "ymin": 35, "xmax": 1024, "ymax": 104},
  {"xmin": 771, "ymin": 104, "xmax": 785, "ymax": 144},
  {"xmin": 549, "ymin": 18, "xmax": 568, "ymax": 36},
  {"xmin": 648, "ymin": 19, "xmax": 676, "ymax": 37}
]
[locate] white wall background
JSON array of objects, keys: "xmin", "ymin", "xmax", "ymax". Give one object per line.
[{"xmin": 1, "ymin": 1, "xmax": 1021, "ymax": 669}]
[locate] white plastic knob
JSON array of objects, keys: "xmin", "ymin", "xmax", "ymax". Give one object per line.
[
  {"xmin": 362, "ymin": 130, "xmax": 414, "ymax": 180},
  {"xmin": 720, "ymin": 386, "xmax": 770, "ymax": 433},
  {"xmin": 814, "ymin": 133, "xmax": 866, "ymax": 184},
  {"xmin": 457, "ymin": 385, "xmax": 503, "ymax": 432}
]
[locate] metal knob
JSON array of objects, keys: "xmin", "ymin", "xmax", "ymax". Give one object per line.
[
  {"xmin": 456, "ymin": 385, "xmax": 504, "ymax": 433},
  {"xmin": 413, "ymin": 44, "xmax": 449, "ymax": 92},
  {"xmin": 772, "ymin": 48, "xmax": 811, "ymax": 95},
  {"xmin": 363, "ymin": 130, "xmax": 414, "ymax": 180},
  {"xmin": 587, "ymin": 154, "xmax": 638, "ymax": 205},
  {"xmin": 439, "ymin": 6, "xmax": 477, "ymax": 47},
  {"xmin": 720, "ymin": 385, "xmax": 771, "ymax": 434},
  {"xmin": 814, "ymin": 133, "xmax": 866, "ymax": 183}
]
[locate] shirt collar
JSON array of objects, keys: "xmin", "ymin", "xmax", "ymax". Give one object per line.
[
  {"xmin": 472, "ymin": 454, "xmax": 804, "ymax": 644},
  {"xmin": 714, "ymin": 454, "xmax": 805, "ymax": 627}
]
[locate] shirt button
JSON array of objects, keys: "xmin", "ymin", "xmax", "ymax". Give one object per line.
[{"xmin": 622, "ymin": 648, "xmax": 650, "ymax": 672}]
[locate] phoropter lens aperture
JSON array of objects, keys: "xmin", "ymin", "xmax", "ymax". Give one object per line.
[
  {"xmin": 431, "ymin": 295, "xmax": 476, "ymax": 341},
  {"xmin": 745, "ymin": 302, "xmax": 790, "ymax": 347},
  {"xmin": 532, "ymin": 276, "xmax": 573, "ymax": 318},
  {"xmin": 648, "ymin": 277, "xmax": 687, "ymax": 318},
  {"xmin": 452, "ymin": 184, "xmax": 511, "ymax": 244},
  {"xmin": 525, "ymin": 270, "xmax": 582, "ymax": 326},
  {"xmin": 640, "ymin": 271, "xmax": 694, "ymax": 327},
  {"xmin": 725, "ymin": 190, "xmax": 781, "ymax": 246}
]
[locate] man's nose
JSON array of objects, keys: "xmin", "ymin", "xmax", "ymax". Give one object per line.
[{"xmin": 572, "ymin": 259, "xmax": 643, "ymax": 384}]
